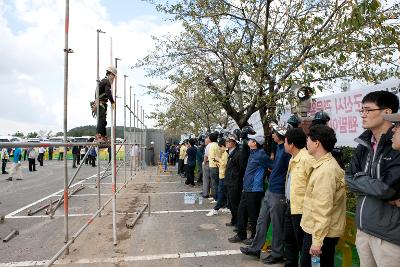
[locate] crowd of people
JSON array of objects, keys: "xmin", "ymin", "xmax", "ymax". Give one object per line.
[
  {"xmin": 0, "ymin": 144, "xmax": 104, "ymax": 181},
  {"xmin": 173, "ymin": 90, "xmax": 400, "ymax": 267}
]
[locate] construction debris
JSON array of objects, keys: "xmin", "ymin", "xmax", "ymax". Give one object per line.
[{"xmin": 3, "ymin": 229, "xmax": 19, "ymax": 243}]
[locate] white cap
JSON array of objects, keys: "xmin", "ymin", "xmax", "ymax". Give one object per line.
[
  {"xmin": 107, "ymin": 66, "xmax": 117, "ymax": 76},
  {"xmin": 248, "ymin": 134, "xmax": 265, "ymax": 146},
  {"xmin": 150, "ymin": 141, "xmax": 154, "ymax": 144}
]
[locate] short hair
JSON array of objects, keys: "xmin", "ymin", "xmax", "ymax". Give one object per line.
[
  {"xmin": 362, "ymin": 90, "xmax": 399, "ymax": 113},
  {"xmin": 209, "ymin": 132, "xmax": 219, "ymax": 142},
  {"xmin": 218, "ymin": 138, "xmax": 226, "ymax": 147},
  {"xmin": 308, "ymin": 125, "xmax": 337, "ymax": 152},
  {"xmin": 189, "ymin": 138, "xmax": 196, "ymax": 146},
  {"xmin": 285, "ymin": 128, "xmax": 306, "ymax": 149}
]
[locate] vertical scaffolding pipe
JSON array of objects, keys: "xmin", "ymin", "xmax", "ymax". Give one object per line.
[
  {"xmin": 123, "ymin": 75, "xmax": 127, "ymax": 185},
  {"xmin": 137, "ymin": 100, "xmax": 140, "ymax": 170},
  {"xmin": 133, "ymin": 94, "xmax": 136, "ymax": 171},
  {"xmin": 112, "ymin": 57, "xmax": 121, "ymax": 246},
  {"xmin": 96, "ymin": 29, "xmax": 105, "ymax": 217},
  {"xmin": 129, "ymin": 86, "xmax": 132, "ymax": 177},
  {"xmin": 62, "ymin": 0, "xmax": 70, "ymax": 255},
  {"xmin": 140, "ymin": 106, "xmax": 146, "ymax": 166}
]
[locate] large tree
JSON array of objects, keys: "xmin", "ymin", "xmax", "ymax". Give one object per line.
[{"xmin": 139, "ymin": 0, "xmax": 400, "ymax": 137}]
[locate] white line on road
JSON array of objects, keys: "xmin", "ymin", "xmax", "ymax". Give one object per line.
[
  {"xmin": 6, "ymin": 209, "xmax": 212, "ymax": 219},
  {"xmin": 53, "ymin": 191, "xmax": 202, "ymax": 197},
  {"xmin": 4, "ymin": 172, "xmax": 103, "ymax": 219},
  {"xmin": 0, "ymin": 250, "xmax": 241, "ymax": 266}
]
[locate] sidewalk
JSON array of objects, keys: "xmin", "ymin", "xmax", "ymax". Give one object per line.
[{"xmin": 53, "ymin": 166, "xmax": 283, "ymax": 267}]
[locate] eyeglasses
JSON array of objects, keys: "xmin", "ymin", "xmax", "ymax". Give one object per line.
[{"xmin": 358, "ymin": 108, "xmax": 384, "ymax": 115}]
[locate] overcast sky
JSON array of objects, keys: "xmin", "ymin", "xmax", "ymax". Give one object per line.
[{"xmin": 0, "ymin": 0, "xmax": 179, "ymax": 136}]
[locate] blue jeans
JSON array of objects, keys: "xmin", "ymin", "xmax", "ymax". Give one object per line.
[{"xmin": 214, "ymin": 179, "xmax": 227, "ymax": 210}]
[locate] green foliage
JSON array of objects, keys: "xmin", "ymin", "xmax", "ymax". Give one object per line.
[
  {"xmin": 13, "ymin": 131, "xmax": 24, "ymax": 138},
  {"xmin": 140, "ymin": 0, "xmax": 400, "ymax": 133},
  {"xmin": 340, "ymin": 145, "xmax": 357, "ymax": 213},
  {"xmin": 27, "ymin": 132, "xmax": 38, "ymax": 138},
  {"xmin": 55, "ymin": 132, "xmax": 63, "ymax": 137}
]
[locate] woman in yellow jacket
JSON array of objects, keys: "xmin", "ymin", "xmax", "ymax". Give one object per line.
[
  {"xmin": 300, "ymin": 125, "xmax": 346, "ymax": 267},
  {"xmin": 206, "ymin": 138, "xmax": 229, "ymax": 216}
]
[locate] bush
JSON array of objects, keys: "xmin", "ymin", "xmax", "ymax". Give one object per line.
[{"xmin": 340, "ymin": 146, "xmax": 357, "ymax": 213}]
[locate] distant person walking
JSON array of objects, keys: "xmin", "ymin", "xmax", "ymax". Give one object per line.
[
  {"xmin": 38, "ymin": 147, "xmax": 45, "ymax": 166},
  {"xmin": 7, "ymin": 147, "xmax": 22, "ymax": 181},
  {"xmin": 28, "ymin": 147, "xmax": 37, "ymax": 171},
  {"xmin": 95, "ymin": 66, "xmax": 116, "ymax": 142},
  {"xmin": 48, "ymin": 147, "xmax": 53, "ymax": 160},
  {"xmin": 72, "ymin": 146, "xmax": 79, "ymax": 168},
  {"xmin": 1, "ymin": 147, "xmax": 9, "ymax": 174}
]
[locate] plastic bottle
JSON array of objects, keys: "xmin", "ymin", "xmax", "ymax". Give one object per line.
[
  {"xmin": 198, "ymin": 195, "xmax": 203, "ymax": 205},
  {"xmin": 311, "ymin": 255, "xmax": 320, "ymax": 267}
]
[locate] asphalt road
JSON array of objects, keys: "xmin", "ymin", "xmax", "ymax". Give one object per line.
[
  {"xmin": 0, "ymin": 158, "xmax": 117, "ymax": 263},
  {"xmin": 0, "ymin": 161, "xmax": 281, "ymax": 267}
]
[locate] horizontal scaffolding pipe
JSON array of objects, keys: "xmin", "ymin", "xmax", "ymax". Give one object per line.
[{"xmin": 0, "ymin": 142, "xmax": 142, "ymax": 148}]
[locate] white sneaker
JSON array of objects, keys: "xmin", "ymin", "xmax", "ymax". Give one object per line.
[
  {"xmin": 207, "ymin": 197, "xmax": 214, "ymax": 200},
  {"xmin": 220, "ymin": 208, "xmax": 231, "ymax": 214},
  {"xmin": 206, "ymin": 210, "xmax": 218, "ymax": 216},
  {"xmin": 210, "ymin": 200, "xmax": 217, "ymax": 204}
]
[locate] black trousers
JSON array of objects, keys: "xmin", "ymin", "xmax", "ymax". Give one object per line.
[
  {"xmin": 28, "ymin": 158, "xmax": 36, "ymax": 171},
  {"xmin": 178, "ymin": 159, "xmax": 184, "ymax": 174},
  {"xmin": 49, "ymin": 151, "xmax": 53, "ymax": 160},
  {"xmin": 301, "ymin": 233, "xmax": 339, "ymax": 267},
  {"xmin": 2, "ymin": 159, "xmax": 7, "ymax": 173},
  {"xmin": 96, "ymin": 104, "xmax": 108, "ymax": 136},
  {"xmin": 185, "ymin": 165, "xmax": 195, "ymax": 185},
  {"xmin": 284, "ymin": 204, "xmax": 304, "ymax": 267},
  {"xmin": 38, "ymin": 153, "xmax": 44, "ymax": 166},
  {"xmin": 237, "ymin": 191, "xmax": 264, "ymax": 239},
  {"xmin": 226, "ymin": 184, "xmax": 241, "ymax": 225}
]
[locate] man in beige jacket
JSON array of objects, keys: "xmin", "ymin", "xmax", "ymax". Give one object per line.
[
  {"xmin": 283, "ymin": 128, "xmax": 315, "ymax": 267},
  {"xmin": 301, "ymin": 125, "xmax": 346, "ymax": 267}
]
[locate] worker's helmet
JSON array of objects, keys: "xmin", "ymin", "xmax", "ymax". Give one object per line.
[
  {"xmin": 107, "ymin": 66, "xmax": 117, "ymax": 76},
  {"xmin": 312, "ymin": 111, "xmax": 330, "ymax": 125},
  {"xmin": 287, "ymin": 114, "xmax": 301, "ymax": 128}
]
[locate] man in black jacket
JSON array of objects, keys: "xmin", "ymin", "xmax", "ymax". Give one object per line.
[
  {"xmin": 346, "ymin": 91, "xmax": 400, "ymax": 267},
  {"xmin": 96, "ymin": 66, "xmax": 116, "ymax": 142},
  {"xmin": 224, "ymin": 134, "xmax": 245, "ymax": 227}
]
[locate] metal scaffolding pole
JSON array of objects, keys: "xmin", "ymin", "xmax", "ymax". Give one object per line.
[
  {"xmin": 137, "ymin": 99, "xmax": 140, "ymax": 170},
  {"xmin": 96, "ymin": 28, "xmax": 105, "ymax": 217},
  {"xmin": 129, "ymin": 86, "xmax": 133, "ymax": 177},
  {"xmin": 112, "ymin": 57, "xmax": 121, "ymax": 246},
  {"xmin": 123, "ymin": 75, "xmax": 127, "ymax": 186},
  {"xmin": 141, "ymin": 106, "xmax": 144, "ymax": 167},
  {"xmin": 133, "ymin": 94, "xmax": 136, "ymax": 171},
  {"xmin": 62, "ymin": 0, "xmax": 71, "ymax": 255}
]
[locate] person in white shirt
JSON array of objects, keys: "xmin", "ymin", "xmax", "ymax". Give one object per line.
[{"xmin": 38, "ymin": 147, "xmax": 46, "ymax": 166}]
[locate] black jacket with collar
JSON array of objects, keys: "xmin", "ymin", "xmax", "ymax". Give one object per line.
[
  {"xmin": 346, "ymin": 128, "xmax": 400, "ymax": 245},
  {"xmin": 224, "ymin": 146, "xmax": 246, "ymax": 188}
]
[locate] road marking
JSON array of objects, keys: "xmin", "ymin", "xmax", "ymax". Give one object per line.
[
  {"xmin": 53, "ymin": 191, "xmax": 202, "ymax": 197},
  {"xmin": 0, "ymin": 250, "xmax": 241, "ymax": 266},
  {"xmin": 131, "ymin": 181, "xmax": 181, "ymax": 184},
  {"xmin": 4, "ymin": 172, "xmax": 103, "ymax": 219},
  {"xmin": 150, "ymin": 209, "xmax": 211, "ymax": 214},
  {"xmin": 6, "ymin": 209, "xmax": 212, "ymax": 219},
  {"xmin": 8, "ymin": 213, "xmax": 94, "ymax": 219}
]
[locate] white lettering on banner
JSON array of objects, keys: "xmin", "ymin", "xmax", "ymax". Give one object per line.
[
  {"xmin": 280, "ymin": 78, "xmax": 400, "ymax": 147},
  {"xmin": 228, "ymin": 79, "xmax": 400, "ymax": 147}
]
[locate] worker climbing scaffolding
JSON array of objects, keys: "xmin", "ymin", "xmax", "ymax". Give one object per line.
[{"xmin": 95, "ymin": 66, "xmax": 117, "ymax": 143}]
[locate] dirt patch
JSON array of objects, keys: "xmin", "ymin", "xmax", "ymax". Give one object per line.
[{"xmin": 138, "ymin": 184, "xmax": 153, "ymax": 193}]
